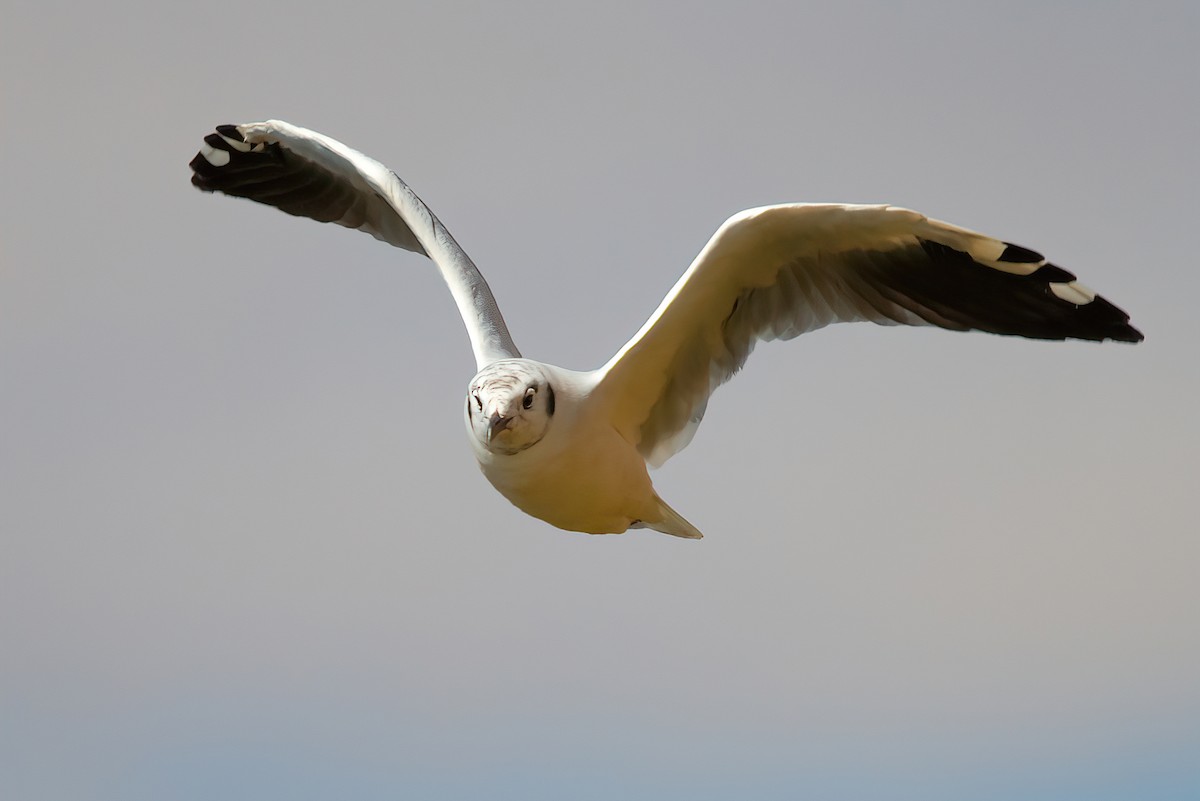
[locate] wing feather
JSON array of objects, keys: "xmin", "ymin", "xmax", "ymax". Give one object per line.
[
  {"xmin": 190, "ymin": 121, "xmax": 519, "ymax": 369},
  {"xmin": 593, "ymin": 204, "xmax": 1142, "ymax": 467}
]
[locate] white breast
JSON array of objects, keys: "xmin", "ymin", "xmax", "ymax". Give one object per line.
[{"xmin": 469, "ymin": 372, "xmax": 658, "ymax": 535}]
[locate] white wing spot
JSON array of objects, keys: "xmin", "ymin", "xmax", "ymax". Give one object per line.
[
  {"xmin": 219, "ymin": 134, "xmax": 252, "ymax": 153},
  {"xmin": 1050, "ymin": 281, "xmax": 1097, "ymax": 305},
  {"xmin": 199, "ymin": 142, "xmax": 230, "ymax": 167},
  {"xmin": 983, "ymin": 257, "xmax": 1041, "ymax": 277},
  {"xmin": 964, "ymin": 238, "xmax": 1008, "ymax": 264}
]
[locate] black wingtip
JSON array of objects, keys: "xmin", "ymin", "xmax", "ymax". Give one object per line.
[
  {"xmin": 203, "ymin": 132, "xmax": 236, "ymax": 151},
  {"xmin": 1108, "ymin": 326, "xmax": 1143, "ymax": 344},
  {"xmin": 1114, "ymin": 321, "xmax": 1145, "ymax": 343},
  {"xmin": 913, "ymin": 238, "xmax": 1144, "ymax": 344},
  {"xmin": 1073, "ymin": 295, "xmax": 1145, "ymax": 343},
  {"xmin": 1031, "ymin": 262, "xmax": 1077, "ymax": 283},
  {"xmin": 189, "ymin": 125, "xmax": 285, "ymax": 192},
  {"xmin": 188, "ymin": 147, "xmax": 227, "ymax": 189},
  {"xmin": 999, "ymin": 242, "xmax": 1044, "ymax": 263},
  {"xmin": 189, "ymin": 154, "xmax": 214, "ymax": 189}
]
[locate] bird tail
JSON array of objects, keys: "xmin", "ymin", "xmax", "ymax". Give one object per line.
[{"xmin": 638, "ymin": 494, "xmax": 703, "ymax": 539}]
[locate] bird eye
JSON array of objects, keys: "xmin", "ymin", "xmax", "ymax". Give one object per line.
[{"xmin": 523, "ymin": 388, "xmax": 535, "ymax": 410}]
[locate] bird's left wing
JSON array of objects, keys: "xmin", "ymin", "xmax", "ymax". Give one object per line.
[
  {"xmin": 190, "ymin": 120, "xmax": 519, "ymax": 369},
  {"xmin": 592, "ymin": 203, "xmax": 1143, "ymax": 467}
]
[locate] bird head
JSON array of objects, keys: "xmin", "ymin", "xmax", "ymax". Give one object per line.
[{"xmin": 465, "ymin": 361, "xmax": 556, "ymax": 455}]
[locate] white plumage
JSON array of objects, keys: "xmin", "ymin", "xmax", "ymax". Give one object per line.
[{"xmin": 191, "ymin": 120, "xmax": 1142, "ymax": 539}]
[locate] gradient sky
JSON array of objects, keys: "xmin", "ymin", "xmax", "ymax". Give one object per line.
[{"xmin": 3, "ymin": 2, "xmax": 1197, "ymax": 799}]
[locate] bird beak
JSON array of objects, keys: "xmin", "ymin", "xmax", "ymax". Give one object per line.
[{"xmin": 487, "ymin": 412, "xmax": 512, "ymax": 443}]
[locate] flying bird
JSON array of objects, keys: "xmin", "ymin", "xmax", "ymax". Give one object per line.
[{"xmin": 190, "ymin": 121, "xmax": 1142, "ymax": 539}]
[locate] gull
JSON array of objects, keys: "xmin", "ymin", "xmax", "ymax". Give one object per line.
[{"xmin": 190, "ymin": 121, "xmax": 1143, "ymax": 539}]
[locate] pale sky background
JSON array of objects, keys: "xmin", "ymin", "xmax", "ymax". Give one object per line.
[{"xmin": 2, "ymin": 2, "xmax": 1197, "ymax": 799}]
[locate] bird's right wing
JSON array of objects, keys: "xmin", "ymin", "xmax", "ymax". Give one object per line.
[{"xmin": 190, "ymin": 120, "xmax": 520, "ymax": 369}]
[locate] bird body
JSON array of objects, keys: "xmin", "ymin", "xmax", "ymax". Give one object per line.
[
  {"xmin": 464, "ymin": 361, "xmax": 699, "ymax": 538},
  {"xmin": 190, "ymin": 120, "xmax": 1142, "ymax": 539}
]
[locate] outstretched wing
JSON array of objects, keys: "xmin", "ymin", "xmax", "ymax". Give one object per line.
[
  {"xmin": 189, "ymin": 120, "xmax": 519, "ymax": 369},
  {"xmin": 593, "ymin": 203, "xmax": 1143, "ymax": 467}
]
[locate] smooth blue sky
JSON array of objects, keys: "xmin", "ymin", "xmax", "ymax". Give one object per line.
[{"xmin": 3, "ymin": 2, "xmax": 1197, "ymax": 799}]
